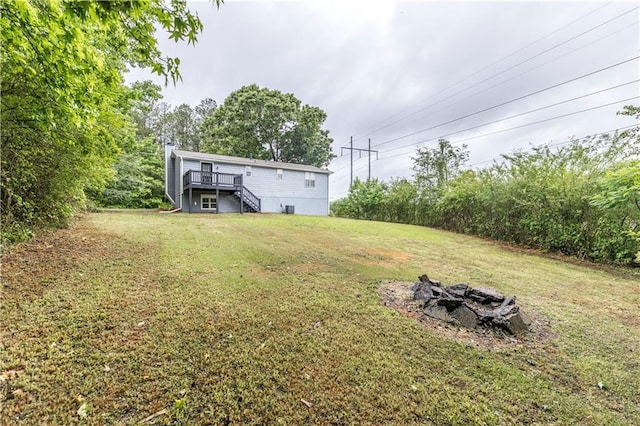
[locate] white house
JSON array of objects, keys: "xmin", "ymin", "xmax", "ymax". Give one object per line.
[{"xmin": 164, "ymin": 144, "xmax": 332, "ymax": 215}]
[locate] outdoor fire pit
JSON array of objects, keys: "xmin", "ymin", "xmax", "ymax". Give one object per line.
[{"xmin": 411, "ymin": 274, "xmax": 531, "ymax": 335}]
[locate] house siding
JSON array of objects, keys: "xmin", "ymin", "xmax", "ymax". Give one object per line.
[
  {"xmin": 167, "ymin": 148, "xmax": 330, "ymax": 215},
  {"xmin": 180, "ymin": 189, "xmax": 240, "ymax": 213},
  {"xmin": 214, "ymin": 161, "xmax": 329, "ymax": 215}
]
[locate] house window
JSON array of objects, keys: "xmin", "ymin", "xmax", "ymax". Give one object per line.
[
  {"xmin": 245, "ymin": 166, "xmax": 252, "ymax": 177},
  {"xmin": 305, "ymin": 172, "xmax": 315, "ymax": 188},
  {"xmin": 201, "ymin": 194, "xmax": 217, "ymax": 211},
  {"xmin": 277, "ymin": 169, "xmax": 283, "ymax": 180}
]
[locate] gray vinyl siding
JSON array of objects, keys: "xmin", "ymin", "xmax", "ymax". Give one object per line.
[
  {"xmin": 179, "ymin": 191, "xmax": 243, "ymax": 213},
  {"xmin": 214, "ymin": 161, "xmax": 329, "ymax": 215},
  {"xmin": 169, "ymin": 149, "xmax": 330, "ymax": 215}
]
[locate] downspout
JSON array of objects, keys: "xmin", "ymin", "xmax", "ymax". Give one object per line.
[
  {"xmin": 179, "ymin": 157, "xmax": 184, "ymax": 211},
  {"xmin": 164, "ymin": 144, "xmax": 176, "ymax": 206},
  {"xmin": 326, "ymin": 172, "xmax": 330, "ymax": 216}
]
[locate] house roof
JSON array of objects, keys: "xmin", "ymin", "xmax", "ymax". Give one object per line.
[{"xmin": 171, "ymin": 149, "xmax": 333, "ymax": 174}]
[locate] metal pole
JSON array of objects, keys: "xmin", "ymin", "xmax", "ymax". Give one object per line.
[
  {"xmin": 368, "ymin": 138, "xmax": 371, "ymax": 181},
  {"xmin": 350, "ymin": 136, "xmax": 353, "ymax": 187}
]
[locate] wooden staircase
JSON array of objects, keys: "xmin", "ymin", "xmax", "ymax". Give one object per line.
[{"xmin": 233, "ymin": 186, "xmax": 261, "ymax": 213}]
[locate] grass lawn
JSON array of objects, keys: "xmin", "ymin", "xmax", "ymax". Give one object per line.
[{"xmin": 1, "ymin": 212, "xmax": 639, "ymax": 424}]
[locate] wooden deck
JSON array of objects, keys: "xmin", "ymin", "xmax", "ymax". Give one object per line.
[
  {"xmin": 183, "ymin": 171, "xmax": 261, "ymax": 213},
  {"xmin": 183, "ymin": 170, "xmax": 242, "ymax": 190}
]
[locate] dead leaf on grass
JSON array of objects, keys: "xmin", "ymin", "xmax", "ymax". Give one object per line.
[
  {"xmin": 0, "ymin": 369, "xmax": 22, "ymax": 379},
  {"xmin": 140, "ymin": 408, "xmax": 168, "ymax": 423},
  {"xmin": 77, "ymin": 401, "xmax": 90, "ymax": 418}
]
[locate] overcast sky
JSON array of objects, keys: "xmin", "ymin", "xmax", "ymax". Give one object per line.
[{"xmin": 126, "ymin": 0, "xmax": 640, "ymax": 200}]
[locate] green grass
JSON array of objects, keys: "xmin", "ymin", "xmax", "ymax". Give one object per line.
[{"xmin": 2, "ymin": 212, "xmax": 639, "ymax": 424}]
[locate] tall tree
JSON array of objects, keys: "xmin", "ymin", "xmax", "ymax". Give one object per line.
[
  {"xmin": 200, "ymin": 84, "xmax": 335, "ymax": 167},
  {"xmin": 168, "ymin": 103, "xmax": 198, "ymax": 150},
  {"xmin": 129, "ymin": 80, "xmax": 164, "ymax": 139},
  {"xmin": 412, "ymin": 139, "xmax": 470, "ymax": 190},
  {"xmin": 1, "ymin": 0, "xmax": 218, "ymax": 241}
]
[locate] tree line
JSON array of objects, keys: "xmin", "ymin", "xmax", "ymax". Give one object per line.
[
  {"xmin": 1, "ymin": 0, "xmax": 334, "ymax": 245},
  {"xmin": 1, "ymin": 0, "xmax": 215, "ymax": 244},
  {"xmin": 332, "ymin": 107, "xmax": 640, "ymax": 265},
  {"xmin": 89, "ymin": 83, "xmax": 335, "ymax": 209}
]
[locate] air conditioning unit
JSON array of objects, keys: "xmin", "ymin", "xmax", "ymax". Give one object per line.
[{"xmin": 285, "ymin": 205, "xmax": 295, "ymax": 214}]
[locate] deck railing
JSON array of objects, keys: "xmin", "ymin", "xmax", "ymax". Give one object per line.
[
  {"xmin": 183, "ymin": 170, "xmax": 241, "ymax": 188},
  {"xmin": 183, "ymin": 170, "xmax": 261, "ymax": 212},
  {"xmin": 239, "ymin": 186, "xmax": 261, "ymax": 212}
]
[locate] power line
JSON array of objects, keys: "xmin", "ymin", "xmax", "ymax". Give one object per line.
[
  {"xmin": 401, "ymin": 22, "xmax": 638, "ymax": 132},
  {"xmin": 329, "ymin": 79, "xmax": 638, "ymax": 176},
  {"xmin": 380, "ymin": 97, "xmax": 639, "ymax": 160},
  {"xmin": 351, "ymin": 3, "xmax": 636, "ymax": 143},
  {"xmin": 380, "ymin": 81, "xmax": 638, "ymax": 155},
  {"xmin": 330, "ymin": 124, "xmax": 637, "ymax": 195},
  {"xmin": 373, "ymin": 56, "xmax": 639, "ymax": 149}
]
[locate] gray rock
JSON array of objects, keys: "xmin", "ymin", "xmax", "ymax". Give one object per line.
[
  {"xmin": 501, "ymin": 295, "xmax": 516, "ymax": 306},
  {"xmin": 436, "ymin": 292, "xmax": 464, "ymax": 310},
  {"xmin": 423, "ymin": 305, "xmax": 451, "ymax": 322},
  {"xmin": 410, "ymin": 274, "xmax": 529, "ymax": 334},
  {"xmin": 498, "ymin": 312, "xmax": 529, "ymax": 335},
  {"xmin": 445, "ymin": 283, "xmax": 469, "ymax": 298},
  {"xmin": 431, "ymin": 286, "xmax": 444, "ymax": 297},
  {"xmin": 413, "ymin": 283, "xmax": 433, "ymax": 303},
  {"xmin": 473, "ymin": 308, "xmax": 496, "ymax": 325},
  {"xmin": 451, "ymin": 304, "xmax": 478, "ymax": 329},
  {"xmin": 494, "ymin": 303, "xmax": 519, "ymax": 317},
  {"xmin": 466, "ymin": 287, "xmax": 505, "ymax": 304}
]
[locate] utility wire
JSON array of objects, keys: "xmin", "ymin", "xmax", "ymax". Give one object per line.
[
  {"xmin": 380, "ymin": 82, "xmax": 638, "ymax": 154},
  {"xmin": 331, "ymin": 123, "xmax": 637, "ymax": 190},
  {"xmin": 380, "ymin": 97, "xmax": 639, "ymax": 160},
  {"xmin": 401, "ymin": 22, "xmax": 638, "ymax": 132},
  {"xmin": 351, "ymin": 3, "xmax": 635, "ymax": 143},
  {"xmin": 373, "ymin": 56, "xmax": 639, "ymax": 149},
  {"xmin": 330, "ymin": 78, "xmax": 638, "ymax": 175}
]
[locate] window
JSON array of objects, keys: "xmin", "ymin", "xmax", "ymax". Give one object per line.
[
  {"xmin": 305, "ymin": 172, "xmax": 315, "ymax": 188},
  {"xmin": 276, "ymin": 169, "xmax": 283, "ymax": 180},
  {"xmin": 245, "ymin": 166, "xmax": 252, "ymax": 177},
  {"xmin": 201, "ymin": 194, "xmax": 217, "ymax": 211}
]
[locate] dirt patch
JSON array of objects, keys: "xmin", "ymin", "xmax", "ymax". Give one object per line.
[
  {"xmin": 1, "ymin": 219, "xmax": 123, "ymax": 305},
  {"xmin": 379, "ymin": 281, "xmax": 552, "ymax": 351},
  {"xmin": 366, "ymin": 248, "xmax": 413, "ymax": 264}
]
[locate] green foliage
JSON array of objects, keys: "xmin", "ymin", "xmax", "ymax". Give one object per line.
[
  {"xmin": 434, "ymin": 131, "xmax": 640, "ymax": 263},
  {"xmin": 88, "ymin": 137, "xmax": 166, "ymax": 209},
  {"xmin": 128, "ymin": 80, "xmax": 164, "ymax": 139},
  {"xmin": 592, "ymin": 159, "xmax": 640, "ymax": 257},
  {"xmin": 1, "ymin": 0, "xmax": 214, "ymax": 240},
  {"xmin": 200, "ymin": 84, "xmax": 335, "ymax": 167},
  {"xmin": 412, "ymin": 139, "xmax": 469, "ymax": 190},
  {"xmin": 332, "ymin": 112, "xmax": 640, "ymax": 265},
  {"xmin": 330, "ymin": 178, "xmax": 388, "ymax": 220}
]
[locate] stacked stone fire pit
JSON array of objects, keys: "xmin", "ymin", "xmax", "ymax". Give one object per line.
[{"xmin": 411, "ymin": 274, "xmax": 531, "ymax": 335}]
